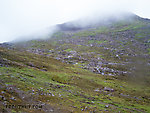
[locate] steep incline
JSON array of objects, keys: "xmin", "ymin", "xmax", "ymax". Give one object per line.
[
  {"xmin": 0, "ymin": 14, "xmax": 150, "ymax": 112},
  {"xmin": 16, "ymin": 14, "xmax": 150, "ymax": 77}
]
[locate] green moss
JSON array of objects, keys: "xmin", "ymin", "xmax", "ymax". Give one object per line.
[
  {"xmin": 75, "ymin": 31, "xmax": 96, "ymax": 37},
  {"xmin": 135, "ymin": 33, "xmax": 145, "ymax": 39},
  {"xmin": 147, "ymin": 48, "xmax": 150, "ymax": 54},
  {"xmin": 64, "ymin": 48, "xmax": 73, "ymax": 52}
]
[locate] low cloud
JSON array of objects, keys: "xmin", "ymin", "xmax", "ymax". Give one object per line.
[{"xmin": 0, "ymin": 0, "xmax": 150, "ymax": 43}]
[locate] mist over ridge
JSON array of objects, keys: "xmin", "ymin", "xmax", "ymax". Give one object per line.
[
  {"xmin": 9, "ymin": 11, "xmax": 148, "ymax": 43},
  {"xmin": 0, "ymin": 0, "xmax": 150, "ymax": 43}
]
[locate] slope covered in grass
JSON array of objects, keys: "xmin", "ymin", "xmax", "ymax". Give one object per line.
[
  {"xmin": 0, "ymin": 46, "xmax": 150, "ymax": 113},
  {"xmin": 0, "ymin": 14, "xmax": 150, "ymax": 113}
]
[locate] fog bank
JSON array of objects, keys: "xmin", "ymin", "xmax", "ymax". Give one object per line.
[{"xmin": 0, "ymin": 0, "xmax": 150, "ymax": 43}]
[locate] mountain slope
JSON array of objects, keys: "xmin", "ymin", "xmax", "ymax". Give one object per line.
[
  {"xmin": 15, "ymin": 13, "xmax": 150, "ymax": 77},
  {"xmin": 0, "ymin": 13, "xmax": 150, "ymax": 112}
]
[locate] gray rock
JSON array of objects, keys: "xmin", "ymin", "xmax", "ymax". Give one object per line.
[
  {"xmin": 104, "ymin": 87, "xmax": 114, "ymax": 92},
  {"xmin": 94, "ymin": 88, "xmax": 100, "ymax": 92},
  {"xmin": 105, "ymin": 105, "xmax": 109, "ymax": 108}
]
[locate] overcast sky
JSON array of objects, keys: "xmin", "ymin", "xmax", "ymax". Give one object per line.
[{"xmin": 0, "ymin": 0, "xmax": 150, "ymax": 43}]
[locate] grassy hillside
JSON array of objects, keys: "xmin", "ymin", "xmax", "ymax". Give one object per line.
[{"xmin": 0, "ymin": 14, "xmax": 150, "ymax": 113}]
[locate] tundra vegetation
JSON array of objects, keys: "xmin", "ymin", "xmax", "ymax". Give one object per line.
[{"xmin": 0, "ymin": 14, "xmax": 150, "ymax": 113}]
